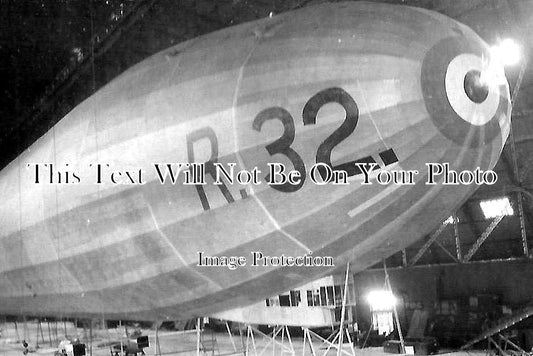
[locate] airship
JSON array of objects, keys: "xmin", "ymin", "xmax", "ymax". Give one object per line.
[{"xmin": 0, "ymin": 1, "xmax": 510, "ymax": 321}]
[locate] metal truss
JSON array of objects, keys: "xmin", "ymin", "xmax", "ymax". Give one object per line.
[{"xmin": 393, "ymin": 213, "xmax": 512, "ymax": 269}]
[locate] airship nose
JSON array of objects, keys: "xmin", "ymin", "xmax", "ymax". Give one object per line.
[{"xmin": 421, "ymin": 35, "xmax": 511, "ymax": 148}]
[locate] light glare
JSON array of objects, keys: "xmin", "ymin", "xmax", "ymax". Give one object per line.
[
  {"xmin": 490, "ymin": 39, "xmax": 520, "ymax": 66},
  {"xmin": 480, "ymin": 197, "xmax": 514, "ymax": 219},
  {"xmin": 444, "ymin": 216, "xmax": 454, "ymax": 225},
  {"xmin": 367, "ymin": 290, "xmax": 396, "ymax": 311}
]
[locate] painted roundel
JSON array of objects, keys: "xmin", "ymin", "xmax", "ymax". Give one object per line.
[{"xmin": 421, "ymin": 36, "xmax": 510, "ymax": 147}]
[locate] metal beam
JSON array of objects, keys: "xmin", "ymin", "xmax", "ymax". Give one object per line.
[
  {"xmin": 409, "ymin": 222, "xmax": 448, "ymax": 266},
  {"xmin": 506, "ymin": 55, "xmax": 529, "ymax": 257},
  {"xmin": 453, "ymin": 213, "xmax": 462, "ymax": 261},
  {"xmin": 521, "ymin": 198, "xmax": 533, "ymax": 245},
  {"xmin": 462, "ymin": 203, "xmax": 484, "ymax": 240},
  {"xmin": 434, "ymin": 240, "xmax": 460, "ymax": 263},
  {"xmin": 368, "ymin": 256, "xmax": 530, "ymax": 271},
  {"xmin": 461, "ymin": 305, "xmax": 533, "ymax": 350},
  {"xmin": 517, "ymin": 192, "xmax": 530, "ymax": 256},
  {"xmin": 463, "ymin": 215, "xmax": 505, "ymax": 262}
]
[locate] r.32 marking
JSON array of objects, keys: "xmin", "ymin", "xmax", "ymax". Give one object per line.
[{"xmin": 253, "ymin": 87, "xmax": 398, "ymax": 193}]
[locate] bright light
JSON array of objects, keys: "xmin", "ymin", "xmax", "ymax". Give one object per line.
[
  {"xmin": 480, "ymin": 197, "xmax": 514, "ymax": 219},
  {"xmin": 444, "ymin": 215, "xmax": 461, "ymax": 224},
  {"xmin": 478, "ymin": 39, "xmax": 520, "ymax": 88},
  {"xmin": 366, "ymin": 290, "xmax": 396, "ymax": 311},
  {"xmin": 490, "ymin": 38, "xmax": 521, "ymax": 66}
]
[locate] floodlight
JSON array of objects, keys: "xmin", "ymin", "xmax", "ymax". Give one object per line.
[
  {"xmin": 490, "ymin": 38, "xmax": 521, "ymax": 66},
  {"xmin": 478, "ymin": 38, "xmax": 520, "ymax": 88},
  {"xmin": 366, "ymin": 290, "xmax": 396, "ymax": 311}
]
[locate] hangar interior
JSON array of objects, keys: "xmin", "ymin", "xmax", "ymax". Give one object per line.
[{"xmin": 1, "ymin": 0, "xmax": 533, "ymax": 355}]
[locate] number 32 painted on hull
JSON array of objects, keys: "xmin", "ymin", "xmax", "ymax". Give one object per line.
[{"xmin": 253, "ymin": 87, "xmax": 399, "ymax": 193}]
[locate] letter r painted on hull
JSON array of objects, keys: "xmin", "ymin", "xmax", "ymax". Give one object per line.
[{"xmin": 186, "ymin": 127, "xmax": 236, "ymax": 211}]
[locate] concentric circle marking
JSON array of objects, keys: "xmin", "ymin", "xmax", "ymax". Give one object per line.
[
  {"xmin": 444, "ymin": 53, "xmax": 500, "ymax": 126},
  {"xmin": 464, "ymin": 70, "xmax": 488, "ymax": 104},
  {"xmin": 421, "ymin": 37, "xmax": 510, "ymax": 147}
]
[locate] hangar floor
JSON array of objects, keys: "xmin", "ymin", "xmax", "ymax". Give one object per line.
[{"xmin": 0, "ymin": 322, "xmax": 488, "ymax": 356}]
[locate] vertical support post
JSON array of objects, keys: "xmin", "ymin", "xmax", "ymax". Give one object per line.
[
  {"xmin": 47, "ymin": 320, "xmax": 53, "ymax": 347},
  {"xmin": 401, "ymin": 250, "xmax": 407, "ymax": 268},
  {"xmin": 14, "ymin": 321, "xmax": 20, "ymax": 342},
  {"xmin": 281, "ymin": 326, "xmax": 285, "ymax": 355},
  {"xmin": 154, "ymin": 323, "xmax": 161, "ymax": 356},
  {"xmin": 345, "ymin": 327, "xmax": 356, "ymax": 356},
  {"xmin": 196, "ymin": 318, "xmax": 201, "ymax": 356},
  {"xmin": 23, "ymin": 316, "xmax": 29, "ymax": 344},
  {"xmin": 517, "ymin": 193, "xmax": 529, "ymax": 256},
  {"xmin": 302, "ymin": 328, "xmax": 307, "ymax": 356},
  {"xmin": 245, "ymin": 325, "xmax": 255, "ymax": 356},
  {"xmin": 337, "ymin": 262, "xmax": 350, "ymax": 356},
  {"xmin": 453, "ymin": 213, "xmax": 462, "ymax": 261},
  {"xmin": 384, "ymin": 261, "xmax": 405, "ymax": 354},
  {"xmin": 303, "ymin": 328, "xmax": 316, "ymax": 356},
  {"xmin": 34, "ymin": 320, "xmax": 37, "ymax": 348},
  {"xmin": 210, "ymin": 325, "xmax": 215, "ymax": 356},
  {"xmin": 246, "ymin": 325, "xmax": 250, "ymax": 356},
  {"xmin": 272, "ymin": 326, "xmax": 276, "ymax": 356},
  {"xmin": 351, "ymin": 276, "xmax": 358, "ymax": 332},
  {"xmin": 83, "ymin": 322, "xmax": 87, "ymax": 345},
  {"xmin": 508, "ymin": 57, "xmax": 529, "ymax": 257},
  {"xmin": 119, "ymin": 320, "xmax": 124, "ymax": 356},
  {"xmin": 54, "ymin": 321, "xmax": 58, "ymax": 345},
  {"xmin": 89, "ymin": 320, "xmax": 93, "ymax": 356},
  {"xmin": 285, "ymin": 326, "xmax": 295, "ymax": 355},
  {"xmin": 39, "ymin": 319, "xmax": 45, "ymax": 345},
  {"xmin": 249, "ymin": 326, "xmax": 257, "ymax": 356},
  {"xmin": 238, "ymin": 324, "xmax": 246, "ymax": 356}
]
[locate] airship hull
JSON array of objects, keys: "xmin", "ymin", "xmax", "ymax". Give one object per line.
[{"xmin": 0, "ymin": 2, "xmax": 510, "ymax": 320}]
